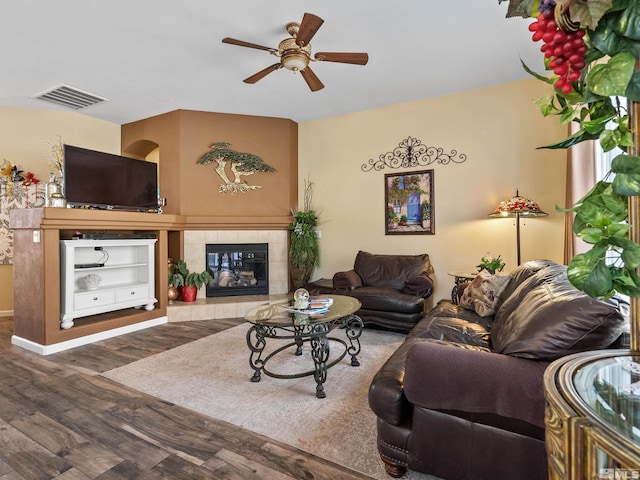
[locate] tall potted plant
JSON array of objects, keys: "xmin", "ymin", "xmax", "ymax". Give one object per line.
[
  {"xmin": 502, "ymin": 0, "xmax": 640, "ymax": 300},
  {"xmin": 289, "ymin": 178, "xmax": 320, "ymax": 288}
]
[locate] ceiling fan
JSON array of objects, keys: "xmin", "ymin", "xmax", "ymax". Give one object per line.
[{"xmin": 222, "ymin": 13, "xmax": 369, "ymax": 92}]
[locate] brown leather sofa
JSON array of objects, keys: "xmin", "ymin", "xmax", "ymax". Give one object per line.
[
  {"xmin": 368, "ymin": 259, "xmax": 629, "ymax": 480},
  {"xmin": 306, "ymin": 251, "xmax": 435, "ymax": 333}
]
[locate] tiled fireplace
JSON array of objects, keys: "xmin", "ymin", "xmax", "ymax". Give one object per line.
[{"xmin": 167, "ymin": 230, "xmax": 289, "ymax": 322}]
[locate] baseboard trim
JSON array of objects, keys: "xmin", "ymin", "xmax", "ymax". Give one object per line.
[{"xmin": 11, "ymin": 316, "xmax": 168, "ymax": 355}]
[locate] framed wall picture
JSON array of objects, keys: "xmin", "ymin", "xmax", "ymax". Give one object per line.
[{"xmin": 385, "ymin": 169, "xmax": 434, "ymax": 235}]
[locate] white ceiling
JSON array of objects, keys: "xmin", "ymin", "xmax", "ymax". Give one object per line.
[{"xmin": 0, "ymin": 1, "xmax": 544, "ymax": 125}]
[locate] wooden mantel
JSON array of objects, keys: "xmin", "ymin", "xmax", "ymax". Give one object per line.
[{"xmin": 9, "ymin": 207, "xmax": 291, "ymax": 353}]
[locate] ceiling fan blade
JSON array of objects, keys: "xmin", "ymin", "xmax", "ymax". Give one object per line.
[
  {"xmin": 300, "ymin": 67, "xmax": 324, "ymax": 92},
  {"xmin": 222, "ymin": 37, "xmax": 277, "ymax": 53},
  {"xmin": 314, "ymin": 52, "xmax": 369, "ymax": 65},
  {"xmin": 243, "ymin": 63, "xmax": 282, "ymax": 84},
  {"xmin": 296, "ymin": 13, "xmax": 324, "ymax": 47}
]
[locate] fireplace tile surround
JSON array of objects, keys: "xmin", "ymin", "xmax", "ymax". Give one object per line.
[{"xmin": 167, "ymin": 229, "xmax": 290, "ymax": 322}]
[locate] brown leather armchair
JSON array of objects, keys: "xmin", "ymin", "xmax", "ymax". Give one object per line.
[
  {"xmin": 368, "ymin": 260, "xmax": 629, "ymax": 479},
  {"xmin": 306, "ymin": 251, "xmax": 434, "ymax": 333}
]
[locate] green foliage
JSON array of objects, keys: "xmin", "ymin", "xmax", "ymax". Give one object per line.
[
  {"xmin": 197, "ymin": 142, "xmax": 276, "ymax": 173},
  {"xmin": 476, "ymin": 253, "xmax": 506, "ymax": 273},
  {"xmin": 169, "ymin": 260, "xmax": 214, "ymax": 289},
  {"xmin": 513, "ymin": 0, "xmax": 640, "ymax": 298},
  {"xmin": 289, "ymin": 210, "xmax": 319, "ymax": 269}
]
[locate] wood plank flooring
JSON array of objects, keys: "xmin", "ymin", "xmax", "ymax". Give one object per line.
[{"xmin": 0, "ymin": 316, "xmax": 375, "ymax": 480}]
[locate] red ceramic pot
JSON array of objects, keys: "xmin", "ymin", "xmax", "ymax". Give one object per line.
[{"xmin": 180, "ymin": 285, "xmax": 198, "ymax": 302}]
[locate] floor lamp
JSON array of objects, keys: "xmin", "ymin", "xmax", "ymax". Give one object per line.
[{"xmin": 489, "ymin": 190, "xmax": 548, "ymax": 265}]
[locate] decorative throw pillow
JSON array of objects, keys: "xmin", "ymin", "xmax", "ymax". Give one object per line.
[{"xmin": 459, "ymin": 270, "xmax": 511, "ymax": 317}]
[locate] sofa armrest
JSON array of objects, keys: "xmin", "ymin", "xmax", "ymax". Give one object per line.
[
  {"xmin": 402, "ymin": 273, "xmax": 434, "ymax": 298},
  {"xmin": 368, "ymin": 337, "xmax": 424, "ymax": 426},
  {"xmin": 332, "ymin": 270, "xmax": 363, "ymax": 290},
  {"xmin": 403, "ymin": 341, "xmax": 550, "ymax": 428}
]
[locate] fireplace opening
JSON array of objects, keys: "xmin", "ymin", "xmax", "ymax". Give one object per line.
[{"xmin": 206, "ymin": 243, "xmax": 268, "ymax": 297}]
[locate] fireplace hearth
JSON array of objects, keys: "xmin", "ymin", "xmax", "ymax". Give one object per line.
[{"xmin": 206, "ymin": 243, "xmax": 268, "ymax": 297}]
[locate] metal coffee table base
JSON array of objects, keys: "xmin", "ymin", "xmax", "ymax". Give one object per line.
[{"xmin": 246, "ymin": 313, "xmax": 364, "ymax": 398}]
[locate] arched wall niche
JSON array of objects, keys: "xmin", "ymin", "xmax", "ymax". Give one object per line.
[{"xmin": 122, "ymin": 139, "xmax": 159, "ymax": 160}]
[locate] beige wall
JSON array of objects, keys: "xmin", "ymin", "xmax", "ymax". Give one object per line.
[
  {"xmin": 1, "ymin": 77, "xmax": 569, "ymax": 311},
  {"xmin": 298, "ymin": 78, "xmax": 568, "ymax": 303},
  {"xmin": 0, "ymin": 107, "xmax": 121, "ymax": 312}
]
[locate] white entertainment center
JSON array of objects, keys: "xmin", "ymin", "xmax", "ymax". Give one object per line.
[
  {"xmin": 9, "ymin": 208, "xmax": 177, "ymax": 355},
  {"xmin": 59, "ymin": 238, "xmax": 157, "ymax": 329}
]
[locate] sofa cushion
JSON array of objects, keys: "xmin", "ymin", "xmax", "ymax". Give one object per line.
[
  {"xmin": 354, "ymin": 251, "xmax": 434, "ymax": 290},
  {"xmin": 347, "ymin": 286, "xmax": 425, "ymax": 314},
  {"xmin": 402, "ymin": 341, "xmax": 550, "ymax": 428},
  {"xmin": 459, "ymin": 270, "xmax": 511, "ymax": 317},
  {"xmin": 492, "ymin": 262, "xmax": 629, "ymax": 361},
  {"xmin": 401, "ymin": 273, "xmax": 434, "ymax": 297}
]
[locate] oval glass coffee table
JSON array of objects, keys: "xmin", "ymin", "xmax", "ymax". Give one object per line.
[{"xmin": 244, "ymin": 294, "xmax": 363, "ymax": 398}]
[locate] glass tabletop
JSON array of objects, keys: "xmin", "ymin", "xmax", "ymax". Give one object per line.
[
  {"xmin": 244, "ymin": 294, "xmax": 361, "ymax": 326},
  {"xmin": 574, "ymin": 354, "xmax": 640, "ymax": 443}
]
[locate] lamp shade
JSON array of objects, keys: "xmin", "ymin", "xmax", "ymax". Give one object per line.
[{"xmin": 488, "ymin": 190, "xmax": 548, "ymax": 218}]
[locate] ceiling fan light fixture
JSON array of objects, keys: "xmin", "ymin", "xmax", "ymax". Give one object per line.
[{"xmin": 282, "ymin": 53, "xmax": 309, "ymax": 72}]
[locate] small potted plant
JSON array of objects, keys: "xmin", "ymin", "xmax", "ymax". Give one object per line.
[
  {"xmin": 476, "ymin": 253, "xmax": 505, "ymax": 275},
  {"xmin": 170, "ymin": 259, "xmax": 214, "ymax": 302}
]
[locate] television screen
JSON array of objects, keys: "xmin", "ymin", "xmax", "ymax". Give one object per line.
[{"xmin": 63, "ymin": 144, "xmax": 158, "ymax": 211}]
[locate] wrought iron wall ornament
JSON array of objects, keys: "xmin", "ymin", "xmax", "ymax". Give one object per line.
[{"xmin": 361, "ymin": 136, "xmax": 467, "ymax": 172}]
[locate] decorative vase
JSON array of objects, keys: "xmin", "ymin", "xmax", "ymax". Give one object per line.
[
  {"xmin": 180, "ymin": 285, "xmax": 198, "ymax": 302},
  {"xmin": 83, "ymin": 273, "xmax": 101, "ymax": 290},
  {"xmin": 167, "ymin": 286, "xmax": 179, "ymax": 304}
]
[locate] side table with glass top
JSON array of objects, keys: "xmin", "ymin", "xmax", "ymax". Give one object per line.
[
  {"xmin": 544, "ymin": 350, "xmax": 640, "ymax": 480},
  {"xmin": 244, "ymin": 294, "xmax": 363, "ymax": 398}
]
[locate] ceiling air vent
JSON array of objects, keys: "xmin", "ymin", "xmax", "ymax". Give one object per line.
[{"xmin": 32, "ymin": 84, "xmax": 109, "ymax": 110}]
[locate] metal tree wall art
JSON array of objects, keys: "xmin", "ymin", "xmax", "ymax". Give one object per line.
[
  {"xmin": 198, "ymin": 142, "xmax": 276, "ymax": 195},
  {"xmin": 362, "ymin": 136, "xmax": 467, "ymax": 172}
]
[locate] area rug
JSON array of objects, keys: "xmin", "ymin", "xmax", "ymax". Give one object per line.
[{"xmin": 102, "ymin": 323, "xmax": 439, "ymax": 479}]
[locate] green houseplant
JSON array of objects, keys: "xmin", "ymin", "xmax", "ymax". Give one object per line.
[
  {"xmin": 476, "ymin": 253, "xmax": 506, "ymax": 274},
  {"xmin": 502, "ymin": 0, "xmax": 640, "ymax": 299},
  {"xmin": 289, "ymin": 178, "xmax": 320, "ymax": 288},
  {"xmin": 170, "ymin": 259, "xmax": 214, "ymax": 302}
]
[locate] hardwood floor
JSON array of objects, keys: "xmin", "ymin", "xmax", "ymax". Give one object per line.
[{"xmin": 0, "ymin": 316, "xmax": 375, "ymax": 480}]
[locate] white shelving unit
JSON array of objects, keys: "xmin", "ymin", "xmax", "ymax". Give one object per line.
[{"xmin": 60, "ymin": 239, "xmax": 157, "ymax": 329}]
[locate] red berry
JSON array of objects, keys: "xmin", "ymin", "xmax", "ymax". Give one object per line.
[
  {"xmin": 569, "ymin": 53, "xmax": 583, "ymax": 64},
  {"xmin": 553, "ymin": 46, "xmax": 564, "ymax": 57},
  {"xmin": 542, "ymin": 9, "xmax": 554, "ymax": 20},
  {"xmin": 576, "ymin": 46, "xmax": 588, "ymax": 55},
  {"xmin": 562, "ymin": 84, "xmax": 573, "ymax": 94},
  {"xmin": 573, "ymin": 38, "xmax": 585, "ymax": 49},
  {"xmin": 546, "ymin": 20, "xmax": 557, "ymax": 31},
  {"xmin": 563, "ymin": 42, "xmax": 575, "ymax": 54},
  {"xmin": 554, "ymin": 64, "xmax": 569, "ymax": 75},
  {"xmin": 568, "ymin": 70, "xmax": 581, "ymax": 82},
  {"xmin": 553, "ymin": 31, "xmax": 567, "ymax": 43},
  {"xmin": 576, "ymin": 29, "xmax": 586, "ymax": 38},
  {"xmin": 555, "ymin": 77, "xmax": 567, "ymax": 88},
  {"xmin": 553, "ymin": 56, "xmax": 565, "ymax": 65},
  {"xmin": 545, "ymin": 48, "xmax": 555, "ymax": 58},
  {"xmin": 543, "ymin": 31, "xmax": 555, "ymax": 42},
  {"xmin": 573, "ymin": 60, "xmax": 586, "ymax": 70},
  {"xmin": 529, "ymin": 22, "xmax": 539, "ymax": 32},
  {"xmin": 532, "ymin": 30, "xmax": 544, "ymax": 42}
]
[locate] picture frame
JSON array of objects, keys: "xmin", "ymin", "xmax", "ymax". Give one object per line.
[{"xmin": 385, "ymin": 169, "xmax": 434, "ymax": 235}]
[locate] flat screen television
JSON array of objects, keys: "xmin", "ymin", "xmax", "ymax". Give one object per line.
[{"xmin": 63, "ymin": 144, "xmax": 158, "ymax": 211}]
